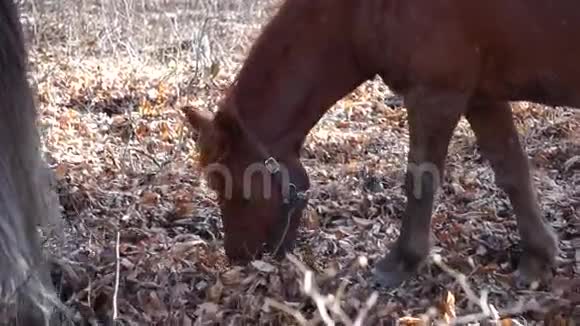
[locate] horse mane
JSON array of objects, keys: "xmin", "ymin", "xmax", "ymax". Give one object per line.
[{"xmin": 195, "ymin": 0, "xmax": 290, "ymax": 173}]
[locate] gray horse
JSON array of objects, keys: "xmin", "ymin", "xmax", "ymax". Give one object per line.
[{"xmin": 0, "ymin": 0, "xmax": 63, "ymax": 324}]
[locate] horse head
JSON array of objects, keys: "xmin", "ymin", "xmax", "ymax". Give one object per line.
[{"xmin": 183, "ymin": 104, "xmax": 310, "ymax": 262}]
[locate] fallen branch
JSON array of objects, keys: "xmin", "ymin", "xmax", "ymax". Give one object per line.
[
  {"xmin": 279, "ymin": 253, "xmax": 378, "ymax": 326},
  {"xmin": 430, "ymin": 253, "xmax": 549, "ymax": 325}
]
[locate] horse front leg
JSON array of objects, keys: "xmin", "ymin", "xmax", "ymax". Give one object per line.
[
  {"xmin": 373, "ymin": 89, "xmax": 466, "ymax": 287},
  {"xmin": 465, "ymin": 99, "xmax": 558, "ymax": 286}
]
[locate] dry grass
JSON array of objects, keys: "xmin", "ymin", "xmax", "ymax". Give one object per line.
[{"xmin": 16, "ymin": 0, "xmax": 580, "ymax": 324}]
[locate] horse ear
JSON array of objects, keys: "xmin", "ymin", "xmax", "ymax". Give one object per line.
[
  {"xmin": 181, "ymin": 106, "xmax": 213, "ymax": 134},
  {"xmin": 181, "ymin": 106, "xmax": 231, "ymax": 167}
]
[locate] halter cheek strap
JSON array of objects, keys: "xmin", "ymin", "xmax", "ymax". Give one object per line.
[{"xmin": 263, "ymin": 157, "xmax": 309, "ymax": 256}]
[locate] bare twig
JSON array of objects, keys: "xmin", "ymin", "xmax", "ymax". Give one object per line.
[
  {"xmin": 431, "ymin": 253, "xmax": 550, "ymax": 325},
  {"xmin": 263, "ymin": 298, "xmax": 308, "ymax": 325},
  {"xmin": 112, "ymin": 230, "xmax": 121, "ymax": 321},
  {"xmin": 431, "ymin": 254, "xmax": 489, "ymax": 313},
  {"xmin": 353, "ymin": 291, "xmax": 379, "ymax": 326},
  {"xmin": 284, "ymin": 254, "xmax": 377, "ymax": 326}
]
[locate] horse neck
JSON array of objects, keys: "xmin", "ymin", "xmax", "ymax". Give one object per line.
[{"xmin": 222, "ymin": 2, "xmax": 373, "ymax": 158}]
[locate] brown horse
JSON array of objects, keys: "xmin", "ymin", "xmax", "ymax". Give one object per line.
[
  {"xmin": 0, "ymin": 0, "xmax": 63, "ymax": 323},
  {"xmin": 183, "ymin": 0, "xmax": 580, "ymax": 287}
]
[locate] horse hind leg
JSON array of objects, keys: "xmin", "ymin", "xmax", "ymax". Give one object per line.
[
  {"xmin": 465, "ymin": 98, "xmax": 558, "ymax": 286},
  {"xmin": 0, "ymin": 229, "xmax": 54, "ymax": 325},
  {"xmin": 0, "ymin": 190, "xmax": 64, "ymax": 325}
]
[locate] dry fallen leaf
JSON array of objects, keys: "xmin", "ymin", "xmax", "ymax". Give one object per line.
[
  {"xmin": 500, "ymin": 318, "xmax": 513, "ymax": 326},
  {"xmin": 440, "ymin": 290, "xmax": 456, "ymax": 323},
  {"xmin": 54, "ymin": 163, "xmax": 69, "ymax": 181},
  {"xmin": 221, "ymin": 266, "xmax": 244, "ymax": 286},
  {"xmin": 139, "ymin": 98, "xmax": 156, "ymax": 116},
  {"xmin": 251, "ymin": 260, "xmax": 277, "ymax": 273},
  {"xmin": 351, "ymin": 215, "xmax": 374, "ymax": 227},
  {"xmin": 135, "ymin": 121, "xmax": 150, "ymax": 139},
  {"xmin": 207, "ymin": 278, "xmax": 224, "ymax": 302},
  {"xmin": 159, "ymin": 121, "xmax": 172, "ymax": 142},
  {"xmin": 140, "ymin": 190, "xmax": 160, "ymax": 207},
  {"xmin": 195, "ymin": 302, "xmax": 219, "ymax": 317},
  {"xmin": 398, "ymin": 316, "xmax": 426, "ymax": 326},
  {"xmin": 140, "ymin": 291, "xmax": 167, "ymax": 318},
  {"xmin": 564, "ymin": 155, "xmax": 580, "ymax": 171},
  {"xmin": 171, "ymin": 240, "xmax": 206, "ymax": 257},
  {"xmin": 173, "ymin": 201, "xmax": 195, "ymax": 218}
]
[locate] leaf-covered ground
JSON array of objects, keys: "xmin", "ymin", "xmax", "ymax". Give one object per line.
[{"xmin": 23, "ymin": 1, "xmax": 579, "ymax": 325}]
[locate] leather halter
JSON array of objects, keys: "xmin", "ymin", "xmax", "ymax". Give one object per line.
[{"xmin": 228, "ymin": 109, "xmax": 310, "ymax": 257}]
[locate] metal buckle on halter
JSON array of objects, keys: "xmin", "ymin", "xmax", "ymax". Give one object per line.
[
  {"xmin": 296, "ymin": 189, "xmax": 309, "ymax": 201},
  {"xmin": 264, "ymin": 157, "xmax": 280, "ymax": 174},
  {"xmin": 283, "ymin": 183, "xmax": 309, "ymax": 205}
]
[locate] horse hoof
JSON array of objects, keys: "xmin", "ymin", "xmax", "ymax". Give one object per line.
[
  {"xmin": 371, "ymin": 267, "xmax": 410, "ymax": 288},
  {"xmin": 371, "ymin": 255, "xmax": 418, "ymax": 288},
  {"xmin": 513, "ymin": 255, "xmax": 554, "ymax": 289},
  {"xmin": 513, "ymin": 268, "xmax": 543, "ymax": 290}
]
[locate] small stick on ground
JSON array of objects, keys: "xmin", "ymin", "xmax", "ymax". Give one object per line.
[{"xmin": 113, "ymin": 230, "xmax": 121, "ymax": 321}]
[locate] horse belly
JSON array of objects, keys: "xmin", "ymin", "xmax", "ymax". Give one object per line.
[
  {"xmin": 503, "ymin": 71, "xmax": 580, "ymax": 108},
  {"xmin": 476, "ymin": 37, "xmax": 580, "ymax": 107}
]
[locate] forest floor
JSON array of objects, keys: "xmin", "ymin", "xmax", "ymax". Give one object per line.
[{"xmin": 21, "ymin": 0, "xmax": 580, "ymax": 324}]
